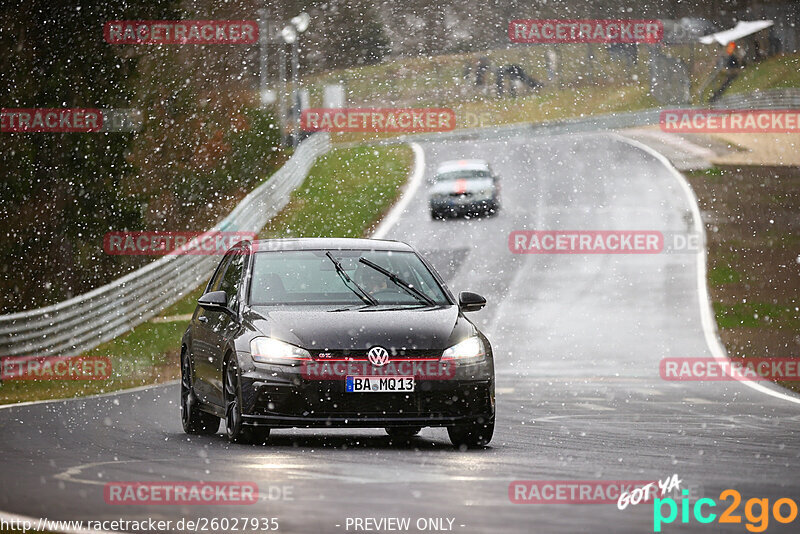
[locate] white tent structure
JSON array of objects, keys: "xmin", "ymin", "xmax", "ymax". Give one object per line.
[{"xmin": 699, "ymin": 20, "xmax": 774, "ymax": 46}]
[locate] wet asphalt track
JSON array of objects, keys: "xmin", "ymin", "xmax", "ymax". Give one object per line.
[{"xmin": 2, "ymin": 132, "xmax": 799, "ymax": 534}]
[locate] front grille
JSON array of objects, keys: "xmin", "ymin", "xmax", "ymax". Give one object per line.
[
  {"xmin": 311, "ymin": 348, "xmax": 441, "ymax": 361},
  {"xmin": 298, "ymin": 382, "xmax": 490, "ymax": 418},
  {"xmin": 250, "ymin": 374, "xmax": 493, "ymax": 420}
]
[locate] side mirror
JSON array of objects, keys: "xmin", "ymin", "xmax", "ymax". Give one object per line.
[
  {"xmin": 198, "ymin": 290, "xmax": 230, "ymax": 314},
  {"xmin": 458, "ymin": 291, "xmax": 486, "ymax": 312}
]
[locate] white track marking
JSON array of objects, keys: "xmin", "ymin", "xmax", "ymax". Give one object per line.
[
  {"xmin": 0, "ymin": 381, "xmax": 177, "ymax": 411},
  {"xmin": 624, "ymin": 128, "xmax": 716, "ymax": 159},
  {"xmin": 613, "ymin": 134, "xmax": 800, "ymax": 406},
  {"xmin": 371, "ymin": 143, "xmax": 425, "ymax": 239}
]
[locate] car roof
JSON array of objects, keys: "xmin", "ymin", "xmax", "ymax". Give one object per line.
[
  {"xmin": 435, "ymin": 159, "xmax": 490, "ymax": 174},
  {"xmin": 247, "ymin": 237, "xmax": 414, "ymax": 252}
]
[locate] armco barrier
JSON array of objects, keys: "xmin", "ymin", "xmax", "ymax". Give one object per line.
[
  {"xmin": 3, "ymin": 89, "xmax": 798, "ymax": 357},
  {"xmin": 358, "ymin": 88, "xmax": 800, "ymax": 146},
  {"xmin": 0, "ymin": 133, "xmax": 330, "ymax": 357}
]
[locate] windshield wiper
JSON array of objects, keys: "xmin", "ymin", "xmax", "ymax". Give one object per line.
[
  {"xmin": 328, "ymin": 303, "xmax": 372, "ymax": 312},
  {"xmin": 325, "ymin": 252, "xmax": 378, "ymax": 306},
  {"xmin": 357, "ymin": 258, "xmax": 436, "ymax": 306}
]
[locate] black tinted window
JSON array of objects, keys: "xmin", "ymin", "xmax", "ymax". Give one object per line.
[
  {"xmin": 250, "ymin": 250, "xmax": 449, "ymax": 306},
  {"xmin": 219, "ymin": 252, "xmax": 246, "ymax": 310},
  {"xmin": 207, "ymin": 255, "xmax": 233, "ymax": 293},
  {"xmin": 435, "ymin": 170, "xmax": 491, "ymax": 181}
]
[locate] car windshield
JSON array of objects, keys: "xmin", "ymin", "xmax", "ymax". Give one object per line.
[
  {"xmin": 434, "ymin": 169, "xmax": 491, "ymax": 181},
  {"xmin": 250, "ymin": 250, "xmax": 450, "ymax": 306}
]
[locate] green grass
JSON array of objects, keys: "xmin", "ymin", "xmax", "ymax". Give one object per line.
[
  {"xmin": 307, "ymin": 44, "xmax": 716, "ymax": 108},
  {"xmin": 332, "ymin": 84, "xmax": 657, "ymax": 144},
  {"xmin": 690, "ymin": 167, "xmax": 725, "ymax": 179},
  {"xmin": 687, "ymin": 165, "xmax": 800, "ymax": 393},
  {"xmin": 726, "ymin": 53, "xmax": 800, "ymax": 95},
  {"xmin": 0, "ymin": 280, "xmax": 202, "ymax": 405},
  {"xmin": 306, "ymin": 42, "xmax": 723, "ymax": 141},
  {"xmin": 449, "ymin": 84, "xmax": 655, "ymax": 126},
  {"xmin": 0, "ymin": 144, "xmax": 412, "ymax": 406},
  {"xmin": 714, "ymin": 301, "xmax": 800, "ymax": 330},
  {"xmin": 261, "ymin": 145, "xmax": 412, "ymax": 238},
  {"xmin": 709, "ymin": 263, "xmax": 743, "ymax": 286},
  {"xmin": 308, "ymin": 47, "xmax": 800, "ymax": 143}
]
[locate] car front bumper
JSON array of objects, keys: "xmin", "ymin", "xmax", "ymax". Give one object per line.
[
  {"xmin": 237, "ymin": 355, "xmax": 495, "ymax": 428},
  {"xmin": 430, "ymin": 197, "xmax": 498, "ymax": 215}
]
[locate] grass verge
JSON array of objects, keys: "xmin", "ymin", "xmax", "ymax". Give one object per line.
[
  {"xmin": 0, "ymin": 144, "xmax": 412, "ymax": 405},
  {"xmin": 686, "ymin": 165, "xmax": 800, "ymax": 393},
  {"xmin": 333, "ymin": 84, "xmax": 656, "ymax": 144},
  {"xmin": 312, "ymin": 50, "xmax": 800, "ymax": 145},
  {"xmin": 726, "ymin": 53, "xmax": 800, "ymax": 95}
]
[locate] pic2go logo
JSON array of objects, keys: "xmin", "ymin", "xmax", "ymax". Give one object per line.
[{"xmin": 653, "ymin": 489, "xmax": 798, "ymax": 532}]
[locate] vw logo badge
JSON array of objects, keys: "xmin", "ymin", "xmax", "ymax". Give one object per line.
[{"xmin": 367, "ymin": 346, "xmax": 390, "ymax": 367}]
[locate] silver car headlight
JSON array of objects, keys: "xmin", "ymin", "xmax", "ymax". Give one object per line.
[
  {"xmin": 441, "ymin": 336, "xmax": 486, "ymax": 364},
  {"xmin": 250, "ymin": 337, "xmax": 311, "ymax": 365}
]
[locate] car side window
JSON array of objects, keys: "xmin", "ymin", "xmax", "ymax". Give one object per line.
[
  {"xmin": 207, "ymin": 255, "xmax": 233, "ymax": 294},
  {"xmin": 219, "ymin": 251, "xmax": 245, "ymax": 312}
]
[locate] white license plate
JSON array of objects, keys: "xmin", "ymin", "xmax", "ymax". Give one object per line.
[{"xmin": 345, "ymin": 376, "xmax": 415, "ymax": 393}]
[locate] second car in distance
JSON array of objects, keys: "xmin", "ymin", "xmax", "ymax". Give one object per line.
[{"xmin": 428, "ymin": 159, "xmax": 500, "ymax": 219}]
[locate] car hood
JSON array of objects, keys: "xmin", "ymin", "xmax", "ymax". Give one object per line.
[
  {"xmin": 430, "ymin": 178, "xmax": 494, "ymax": 196},
  {"xmin": 244, "ymin": 305, "xmax": 472, "ymax": 352}
]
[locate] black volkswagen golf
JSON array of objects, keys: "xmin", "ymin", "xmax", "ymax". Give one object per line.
[{"xmin": 180, "ymin": 238, "xmax": 495, "ymax": 447}]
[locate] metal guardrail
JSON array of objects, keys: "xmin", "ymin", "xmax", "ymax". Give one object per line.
[
  {"xmin": 0, "ymin": 133, "xmax": 331, "ymax": 357},
  {"xmin": 3, "ymin": 88, "xmax": 798, "ymax": 357},
  {"xmin": 711, "ymin": 88, "xmax": 800, "ymax": 108},
  {"xmin": 360, "ymin": 88, "xmax": 800, "ymax": 146}
]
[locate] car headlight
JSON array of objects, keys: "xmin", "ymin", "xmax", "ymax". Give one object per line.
[
  {"xmin": 441, "ymin": 336, "xmax": 485, "ymax": 364},
  {"xmin": 250, "ymin": 337, "xmax": 311, "ymax": 365}
]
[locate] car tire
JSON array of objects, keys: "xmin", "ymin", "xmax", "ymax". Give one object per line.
[
  {"xmin": 447, "ymin": 417, "xmax": 494, "ymax": 448},
  {"xmin": 430, "ymin": 209, "xmax": 442, "ymax": 220},
  {"xmin": 180, "ymin": 351, "xmax": 220, "ymax": 435},
  {"xmin": 385, "ymin": 426, "xmax": 422, "ymax": 439},
  {"xmin": 224, "ymin": 358, "xmax": 269, "ymax": 444}
]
